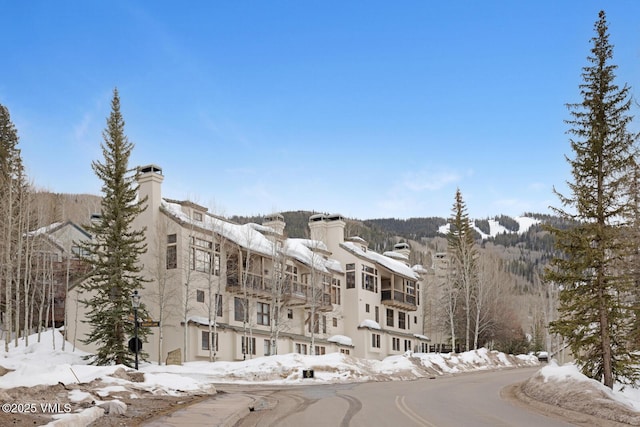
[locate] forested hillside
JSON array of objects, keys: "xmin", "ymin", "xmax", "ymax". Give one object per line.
[
  {"xmin": 31, "ymin": 191, "xmax": 102, "ymax": 227},
  {"xmin": 231, "ymin": 211, "xmax": 575, "ymax": 294}
]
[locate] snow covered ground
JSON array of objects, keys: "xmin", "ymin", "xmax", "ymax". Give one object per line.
[{"xmin": 1, "ymin": 330, "xmax": 639, "ymax": 426}]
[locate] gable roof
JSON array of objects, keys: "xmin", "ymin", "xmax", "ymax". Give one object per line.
[{"xmin": 27, "ymin": 220, "xmax": 91, "ymax": 253}]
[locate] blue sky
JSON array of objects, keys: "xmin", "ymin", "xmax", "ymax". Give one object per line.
[{"xmin": 2, "ymin": 1, "xmax": 640, "ymax": 220}]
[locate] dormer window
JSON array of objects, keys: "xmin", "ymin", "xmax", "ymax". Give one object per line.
[{"xmin": 193, "ymin": 211, "xmax": 203, "ymax": 221}]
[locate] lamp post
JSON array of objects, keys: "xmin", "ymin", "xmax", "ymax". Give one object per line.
[{"xmin": 131, "ymin": 290, "xmax": 141, "ymax": 370}]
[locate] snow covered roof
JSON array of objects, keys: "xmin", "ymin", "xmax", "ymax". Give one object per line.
[
  {"xmin": 347, "ymin": 236, "xmax": 367, "ymax": 244},
  {"xmin": 162, "ymin": 200, "xmax": 343, "ymax": 274},
  {"xmin": 188, "ymin": 316, "xmax": 216, "ymax": 327},
  {"xmin": 163, "ymin": 200, "xmax": 275, "ymax": 257},
  {"xmin": 28, "ymin": 222, "xmax": 64, "ymax": 236},
  {"xmin": 26, "ymin": 221, "xmax": 91, "ymax": 253},
  {"xmin": 358, "ymin": 319, "xmax": 381, "ymax": 330},
  {"xmin": 383, "ymin": 251, "xmax": 409, "ymax": 261},
  {"xmin": 288, "ymin": 238, "xmax": 330, "ymax": 253},
  {"xmin": 341, "ymin": 242, "xmax": 419, "ymax": 280},
  {"xmin": 412, "ymin": 264, "xmax": 430, "ymax": 275},
  {"xmin": 328, "ymin": 335, "xmax": 353, "ymax": 346},
  {"xmin": 282, "ymin": 239, "xmax": 330, "ymax": 273}
]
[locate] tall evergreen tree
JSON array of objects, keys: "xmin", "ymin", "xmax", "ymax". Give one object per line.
[
  {"xmin": 547, "ymin": 11, "xmax": 639, "ymax": 388},
  {"xmin": 79, "ymin": 89, "xmax": 148, "ymax": 366},
  {"xmin": 447, "ymin": 188, "xmax": 477, "ymax": 352}
]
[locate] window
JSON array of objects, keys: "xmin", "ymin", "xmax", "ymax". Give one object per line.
[
  {"xmin": 386, "ymin": 309, "xmax": 394, "ymax": 327},
  {"xmin": 264, "ymin": 339, "xmax": 271, "ymax": 356},
  {"xmin": 234, "ymin": 297, "xmax": 248, "ymax": 322},
  {"xmin": 398, "ymin": 311, "xmax": 406, "ymax": 330},
  {"xmin": 340, "ymin": 349, "xmax": 350, "ymax": 355},
  {"xmin": 371, "ymin": 333, "xmax": 381, "ymax": 348},
  {"xmin": 362, "ymin": 265, "xmax": 378, "ymax": 292},
  {"xmin": 331, "ymin": 278, "xmax": 341, "ymax": 304},
  {"xmin": 404, "ymin": 340, "xmax": 412, "ymax": 352},
  {"xmin": 315, "ymin": 346, "xmax": 326, "ymax": 355},
  {"xmin": 346, "ymin": 264, "xmax": 355, "ymax": 289},
  {"xmin": 257, "ymin": 302, "xmax": 270, "ymax": 326},
  {"xmin": 71, "ymin": 245, "xmax": 90, "ymax": 259},
  {"xmin": 392, "ymin": 337, "xmax": 400, "ymax": 351},
  {"xmin": 295, "ymin": 343, "xmax": 308, "ymax": 355},
  {"xmin": 201, "ymin": 331, "xmax": 218, "ymax": 351},
  {"xmin": 166, "ymin": 234, "xmax": 177, "ymax": 269},
  {"xmin": 406, "ymin": 280, "xmax": 415, "ymax": 295},
  {"xmin": 190, "ymin": 237, "xmax": 220, "ymax": 275},
  {"xmin": 414, "ymin": 316, "xmax": 417, "ymax": 324},
  {"xmin": 242, "ymin": 336, "xmax": 256, "ymax": 355},
  {"xmin": 287, "ymin": 309, "xmax": 293, "ymax": 319},
  {"xmin": 375, "ymin": 306, "xmax": 379, "ymax": 323},
  {"xmin": 193, "ymin": 211, "xmax": 203, "ymax": 221},
  {"xmin": 333, "ymin": 317, "xmax": 338, "ymax": 327},
  {"xmin": 192, "ymin": 247, "xmax": 211, "ymax": 273},
  {"xmin": 286, "ymin": 265, "xmax": 302, "ymax": 295},
  {"xmin": 196, "ymin": 290, "xmax": 205, "ymax": 303},
  {"xmin": 365, "ymin": 303, "xmax": 370, "ymax": 313},
  {"xmin": 308, "ymin": 313, "xmax": 326, "ymax": 334}
]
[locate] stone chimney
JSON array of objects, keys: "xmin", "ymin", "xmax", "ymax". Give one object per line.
[
  {"xmin": 263, "ymin": 213, "xmax": 286, "ymax": 237},
  {"xmin": 309, "ymin": 213, "xmax": 345, "ymax": 252},
  {"xmin": 393, "ymin": 242, "xmax": 411, "ymax": 259}
]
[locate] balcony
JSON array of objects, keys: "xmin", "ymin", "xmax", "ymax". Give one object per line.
[
  {"xmin": 284, "ymin": 281, "xmax": 309, "ymax": 305},
  {"xmin": 227, "ymin": 275, "xmax": 332, "ymax": 311},
  {"xmin": 381, "ymin": 289, "xmax": 417, "ymax": 311},
  {"xmin": 226, "ymin": 273, "xmax": 272, "ymax": 298},
  {"xmin": 285, "ymin": 282, "xmax": 333, "ymax": 312}
]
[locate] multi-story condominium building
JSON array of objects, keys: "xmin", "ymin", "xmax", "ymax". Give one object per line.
[{"xmin": 66, "ymin": 165, "xmax": 430, "ymax": 363}]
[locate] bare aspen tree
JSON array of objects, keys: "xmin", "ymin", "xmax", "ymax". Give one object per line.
[
  {"xmin": 62, "ymin": 255, "xmax": 70, "ymax": 351},
  {"xmin": 182, "ymin": 223, "xmax": 198, "ymax": 363},
  {"xmin": 148, "ymin": 217, "xmax": 180, "ymax": 364},
  {"xmin": 269, "ymin": 243, "xmax": 290, "ymax": 356},
  {"xmin": 72, "ymin": 289, "xmax": 79, "ymax": 351},
  {"xmin": 204, "ymin": 217, "xmax": 225, "ymax": 362},
  {"xmin": 304, "ymin": 239, "xmax": 330, "ymax": 355},
  {"xmin": 442, "ymin": 266, "xmax": 458, "ymax": 352},
  {"xmin": 473, "ymin": 251, "xmax": 500, "ymax": 350},
  {"xmin": 36, "ymin": 252, "xmax": 53, "ymax": 342},
  {"xmin": 13, "ymin": 177, "xmax": 31, "ymax": 346}
]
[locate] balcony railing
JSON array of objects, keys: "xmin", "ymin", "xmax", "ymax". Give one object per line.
[
  {"xmin": 227, "ymin": 274, "xmax": 332, "ymax": 310},
  {"xmin": 226, "ymin": 273, "xmax": 270, "ymax": 295},
  {"xmin": 381, "ymin": 289, "xmax": 417, "ymax": 311}
]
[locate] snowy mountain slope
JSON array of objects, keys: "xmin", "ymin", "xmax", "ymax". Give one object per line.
[{"xmin": 438, "ymin": 215, "xmax": 540, "ymax": 239}]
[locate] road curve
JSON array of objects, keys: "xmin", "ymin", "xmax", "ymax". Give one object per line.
[{"xmin": 235, "ymin": 367, "xmax": 577, "ymax": 427}]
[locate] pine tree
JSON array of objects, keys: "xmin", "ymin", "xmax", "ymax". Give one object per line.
[
  {"xmin": 446, "ymin": 188, "xmax": 477, "ymax": 352},
  {"xmin": 547, "ymin": 11, "xmax": 639, "ymax": 388},
  {"xmin": 79, "ymin": 89, "xmax": 148, "ymax": 366}
]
